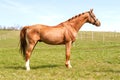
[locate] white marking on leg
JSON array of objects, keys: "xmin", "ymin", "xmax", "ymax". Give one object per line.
[
  {"xmin": 25, "ymin": 59, "xmax": 30, "ymax": 71},
  {"xmin": 68, "ymin": 60, "xmax": 72, "ymax": 68}
]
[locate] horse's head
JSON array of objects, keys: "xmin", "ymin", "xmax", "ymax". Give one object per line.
[{"xmin": 87, "ymin": 9, "xmax": 101, "ymax": 27}]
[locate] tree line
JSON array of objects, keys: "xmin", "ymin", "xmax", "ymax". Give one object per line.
[{"xmin": 0, "ymin": 25, "xmax": 22, "ymax": 30}]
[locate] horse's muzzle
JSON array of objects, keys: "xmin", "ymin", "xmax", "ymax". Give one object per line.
[{"xmin": 96, "ymin": 20, "xmax": 101, "ymax": 27}]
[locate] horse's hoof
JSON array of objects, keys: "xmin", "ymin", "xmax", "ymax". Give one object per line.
[
  {"xmin": 26, "ymin": 68, "xmax": 30, "ymax": 71},
  {"xmin": 65, "ymin": 64, "xmax": 72, "ymax": 68},
  {"xmin": 68, "ymin": 65, "xmax": 72, "ymax": 68}
]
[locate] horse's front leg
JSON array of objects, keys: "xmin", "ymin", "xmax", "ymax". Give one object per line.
[{"xmin": 65, "ymin": 41, "xmax": 72, "ymax": 68}]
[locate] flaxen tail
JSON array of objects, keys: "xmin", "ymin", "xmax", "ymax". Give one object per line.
[{"xmin": 20, "ymin": 27, "xmax": 28, "ymax": 59}]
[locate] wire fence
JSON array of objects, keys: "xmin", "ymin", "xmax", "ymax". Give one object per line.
[
  {"xmin": 0, "ymin": 31, "xmax": 120, "ymax": 43},
  {"xmin": 0, "ymin": 31, "xmax": 19, "ymax": 40},
  {"xmin": 78, "ymin": 31, "xmax": 120, "ymax": 43},
  {"xmin": 0, "ymin": 34, "xmax": 8, "ymax": 40}
]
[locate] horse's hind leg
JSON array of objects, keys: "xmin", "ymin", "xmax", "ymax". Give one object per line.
[{"xmin": 25, "ymin": 41, "xmax": 37, "ymax": 71}]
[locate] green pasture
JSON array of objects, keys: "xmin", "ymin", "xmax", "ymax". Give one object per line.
[{"xmin": 0, "ymin": 30, "xmax": 120, "ymax": 80}]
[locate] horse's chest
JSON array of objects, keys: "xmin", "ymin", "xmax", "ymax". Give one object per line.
[{"xmin": 64, "ymin": 28, "xmax": 77, "ymax": 42}]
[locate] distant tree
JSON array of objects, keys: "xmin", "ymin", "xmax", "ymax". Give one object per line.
[
  {"xmin": 3, "ymin": 26, "xmax": 6, "ymax": 30},
  {"xmin": 0, "ymin": 25, "xmax": 2, "ymax": 29},
  {"xmin": 0, "ymin": 25, "xmax": 22, "ymax": 30}
]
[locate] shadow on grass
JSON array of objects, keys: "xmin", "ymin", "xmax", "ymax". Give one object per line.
[
  {"xmin": 4, "ymin": 66, "xmax": 25, "ymax": 70},
  {"xmin": 31, "ymin": 64, "xmax": 61, "ymax": 69},
  {"xmin": 93, "ymin": 69, "xmax": 120, "ymax": 73},
  {"xmin": 4, "ymin": 64, "xmax": 62, "ymax": 70}
]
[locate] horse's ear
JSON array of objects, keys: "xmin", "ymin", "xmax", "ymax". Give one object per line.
[{"xmin": 90, "ymin": 9, "xmax": 93, "ymax": 12}]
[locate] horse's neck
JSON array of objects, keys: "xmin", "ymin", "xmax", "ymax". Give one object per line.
[{"xmin": 67, "ymin": 14, "xmax": 88, "ymax": 32}]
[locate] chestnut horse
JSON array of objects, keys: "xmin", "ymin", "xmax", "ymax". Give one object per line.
[{"xmin": 20, "ymin": 9, "xmax": 101, "ymax": 70}]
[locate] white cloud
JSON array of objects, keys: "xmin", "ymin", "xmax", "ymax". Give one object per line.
[
  {"xmin": 0, "ymin": 0, "xmax": 33, "ymax": 14},
  {"xmin": 33, "ymin": 15, "xmax": 65, "ymax": 25}
]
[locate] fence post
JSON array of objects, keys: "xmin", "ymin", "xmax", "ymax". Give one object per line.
[
  {"xmin": 80, "ymin": 32, "xmax": 82, "ymax": 40},
  {"xmin": 103, "ymin": 32, "xmax": 105, "ymax": 43},
  {"xmin": 92, "ymin": 31, "xmax": 93, "ymax": 41}
]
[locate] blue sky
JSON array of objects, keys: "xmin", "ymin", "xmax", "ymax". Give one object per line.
[{"xmin": 0, "ymin": 0, "xmax": 120, "ymax": 31}]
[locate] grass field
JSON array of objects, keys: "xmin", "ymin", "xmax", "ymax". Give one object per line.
[{"xmin": 0, "ymin": 30, "xmax": 120, "ymax": 80}]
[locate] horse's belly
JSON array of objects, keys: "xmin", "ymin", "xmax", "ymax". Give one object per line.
[{"xmin": 40, "ymin": 33, "xmax": 64, "ymax": 45}]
